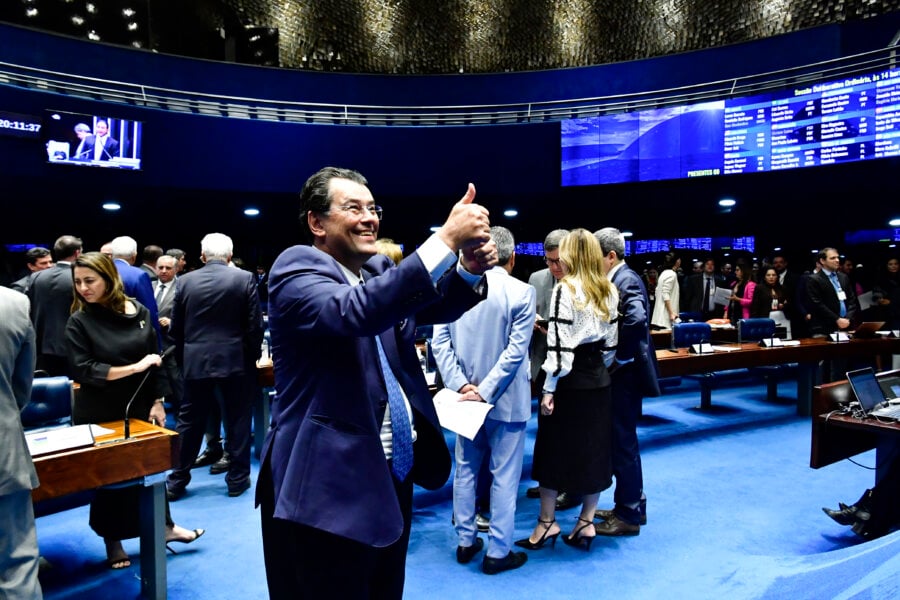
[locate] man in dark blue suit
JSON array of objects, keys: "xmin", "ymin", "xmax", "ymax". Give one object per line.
[
  {"xmin": 593, "ymin": 228, "xmax": 660, "ymax": 536},
  {"xmin": 110, "ymin": 235, "xmax": 161, "ymax": 347},
  {"xmin": 257, "ymin": 167, "xmax": 497, "ymax": 599},
  {"xmin": 166, "ymin": 233, "xmax": 264, "ymax": 499}
]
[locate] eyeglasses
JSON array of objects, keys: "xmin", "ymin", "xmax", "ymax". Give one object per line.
[
  {"xmin": 544, "ymin": 257, "xmax": 561, "ymax": 266},
  {"xmin": 330, "ymin": 203, "xmax": 383, "ymax": 220}
]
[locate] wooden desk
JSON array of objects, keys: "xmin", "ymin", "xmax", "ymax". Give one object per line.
[
  {"xmin": 656, "ymin": 337, "xmax": 900, "ymax": 415},
  {"xmin": 810, "ymin": 372, "xmax": 900, "ymax": 482},
  {"xmin": 33, "ymin": 420, "xmax": 177, "ymax": 600}
]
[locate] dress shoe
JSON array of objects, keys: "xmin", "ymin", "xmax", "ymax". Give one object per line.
[
  {"xmin": 227, "ymin": 480, "xmax": 251, "ymax": 497},
  {"xmin": 555, "ymin": 492, "xmax": 580, "ymax": 510},
  {"xmin": 209, "ymin": 454, "xmax": 231, "ymax": 475},
  {"xmin": 192, "ymin": 446, "xmax": 223, "ymax": 469},
  {"xmin": 525, "ymin": 486, "xmax": 540, "ymax": 499},
  {"xmin": 475, "ymin": 513, "xmax": 490, "ymax": 533},
  {"xmin": 596, "ymin": 507, "xmax": 648, "ymax": 526},
  {"xmin": 456, "ymin": 537, "xmax": 483, "ymax": 564},
  {"xmin": 594, "ymin": 514, "xmax": 640, "ymax": 536},
  {"xmin": 822, "ymin": 505, "xmax": 858, "ymax": 526},
  {"xmin": 166, "ymin": 486, "xmax": 186, "ymax": 501},
  {"xmin": 482, "ymin": 551, "xmax": 527, "ymax": 575}
]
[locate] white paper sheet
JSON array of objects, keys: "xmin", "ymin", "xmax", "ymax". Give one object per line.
[
  {"xmin": 713, "ymin": 287, "xmax": 732, "ymax": 306},
  {"xmin": 857, "ymin": 291, "xmax": 874, "ymax": 311},
  {"xmin": 432, "ymin": 388, "xmax": 494, "ymax": 440}
]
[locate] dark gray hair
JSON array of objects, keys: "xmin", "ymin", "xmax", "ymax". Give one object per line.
[
  {"xmin": 543, "ymin": 229, "xmax": 569, "ymax": 254},
  {"xmin": 490, "ymin": 226, "xmax": 515, "ymax": 266},
  {"xmin": 593, "ymin": 227, "xmax": 625, "ymax": 259},
  {"xmin": 53, "ymin": 235, "xmax": 83, "ymax": 261},
  {"xmin": 298, "ymin": 167, "xmax": 368, "ymax": 244},
  {"xmin": 25, "ymin": 246, "xmax": 51, "ymax": 265}
]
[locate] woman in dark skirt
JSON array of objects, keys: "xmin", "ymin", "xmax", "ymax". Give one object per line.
[
  {"xmin": 516, "ymin": 229, "xmax": 619, "ymax": 552},
  {"xmin": 66, "ymin": 252, "xmax": 203, "ymax": 569}
]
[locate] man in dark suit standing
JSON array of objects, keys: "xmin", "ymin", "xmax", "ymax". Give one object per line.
[
  {"xmin": 83, "ymin": 119, "xmax": 119, "ymax": 161},
  {"xmin": 27, "ymin": 235, "xmax": 82, "ymax": 376},
  {"xmin": 257, "ymin": 167, "xmax": 496, "ymax": 599},
  {"xmin": 110, "ymin": 235, "xmax": 161, "ymax": 345},
  {"xmin": 806, "ymin": 247, "xmax": 861, "ymax": 381},
  {"xmin": 680, "ymin": 257, "xmax": 725, "ymax": 320},
  {"xmin": 10, "ymin": 247, "xmax": 53, "ymax": 294},
  {"xmin": 593, "ymin": 228, "xmax": 661, "ymax": 536},
  {"xmin": 166, "ymin": 233, "xmax": 264, "ymax": 499},
  {"xmin": 772, "ymin": 252, "xmax": 802, "ymax": 337},
  {"xmin": 0, "ymin": 287, "xmax": 43, "ymax": 599}
]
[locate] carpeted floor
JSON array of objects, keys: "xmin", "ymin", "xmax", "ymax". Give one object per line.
[{"xmin": 35, "ymin": 375, "xmax": 898, "ymax": 599}]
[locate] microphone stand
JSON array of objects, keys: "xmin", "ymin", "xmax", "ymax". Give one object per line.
[
  {"xmin": 124, "ymin": 347, "xmax": 174, "ymax": 439},
  {"xmin": 123, "ymin": 369, "xmax": 153, "ymax": 440}
]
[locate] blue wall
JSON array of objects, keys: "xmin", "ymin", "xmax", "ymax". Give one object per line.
[{"xmin": 1, "ymin": 15, "xmax": 899, "ymax": 256}]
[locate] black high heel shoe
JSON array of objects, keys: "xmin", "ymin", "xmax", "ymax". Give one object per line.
[
  {"xmin": 515, "ymin": 518, "xmax": 560, "ymax": 550},
  {"xmin": 166, "ymin": 528, "xmax": 205, "ymax": 554},
  {"xmin": 563, "ymin": 517, "xmax": 595, "ymax": 551}
]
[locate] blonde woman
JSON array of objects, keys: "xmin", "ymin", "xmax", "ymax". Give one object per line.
[{"xmin": 516, "ymin": 229, "xmax": 619, "ymax": 552}]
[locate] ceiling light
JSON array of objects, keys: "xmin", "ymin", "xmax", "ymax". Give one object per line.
[
  {"xmin": 889, "ymin": 218, "xmax": 900, "ymax": 227},
  {"xmin": 244, "ymin": 208, "xmax": 260, "ymax": 217},
  {"xmin": 25, "ymin": 7, "xmax": 38, "ymax": 17},
  {"xmin": 127, "ymin": 22, "xmax": 138, "ymax": 31},
  {"xmin": 102, "ymin": 202, "xmax": 121, "ymax": 211},
  {"xmin": 87, "ymin": 31, "xmax": 100, "ymax": 41},
  {"xmin": 122, "ymin": 8, "xmax": 135, "ymax": 17},
  {"xmin": 429, "ymin": 226, "xmax": 441, "ymax": 233},
  {"xmin": 503, "ymin": 209, "xmax": 518, "ymax": 218},
  {"xmin": 622, "ymin": 230, "xmax": 633, "ymax": 238},
  {"xmin": 718, "ymin": 198, "xmax": 736, "ymax": 208}
]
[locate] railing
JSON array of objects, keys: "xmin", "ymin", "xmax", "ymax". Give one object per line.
[{"xmin": 1, "ymin": 44, "xmax": 898, "ymax": 126}]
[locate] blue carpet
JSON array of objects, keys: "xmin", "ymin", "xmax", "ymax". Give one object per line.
[{"xmin": 36, "ymin": 375, "xmax": 899, "ymax": 599}]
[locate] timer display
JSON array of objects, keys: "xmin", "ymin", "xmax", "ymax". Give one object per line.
[{"xmin": 0, "ymin": 111, "xmax": 42, "ymax": 139}]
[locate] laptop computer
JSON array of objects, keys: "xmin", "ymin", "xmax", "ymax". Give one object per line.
[
  {"xmin": 851, "ymin": 321, "xmax": 886, "ymax": 339},
  {"xmin": 846, "ymin": 368, "xmax": 900, "ymax": 419}
]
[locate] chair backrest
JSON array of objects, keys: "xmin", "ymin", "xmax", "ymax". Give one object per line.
[
  {"xmin": 678, "ymin": 311, "xmax": 704, "ymax": 323},
  {"xmin": 738, "ymin": 318, "xmax": 777, "ymax": 343},
  {"xmin": 20, "ymin": 376, "xmax": 74, "ymax": 429},
  {"xmin": 671, "ymin": 322, "xmax": 712, "ymax": 349}
]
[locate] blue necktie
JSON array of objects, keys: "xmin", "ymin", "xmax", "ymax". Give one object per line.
[
  {"xmin": 829, "ymin": 272, "xmax": 847, "ymax": 318},
  {"xmin": 375, "ymin": 335, "xmax": 413, "ymax": 481}
]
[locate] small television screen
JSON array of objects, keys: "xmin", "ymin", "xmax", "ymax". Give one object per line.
[{"xmin": 43, "ymin": 110, "xmax": 142, "ymax": 170}]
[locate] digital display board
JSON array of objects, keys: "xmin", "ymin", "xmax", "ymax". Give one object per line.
[
  {"xmin": 515, "ymin": 242, "xmax": 545, "ymax": 257},
  {"xmin": 562, "ymin": 67, "xmax": 900, "ymax": 186}
]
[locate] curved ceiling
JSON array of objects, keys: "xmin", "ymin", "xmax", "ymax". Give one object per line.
[{"xmin": 2, "ymin": 1, "xmax": 899, "ymax": 73}]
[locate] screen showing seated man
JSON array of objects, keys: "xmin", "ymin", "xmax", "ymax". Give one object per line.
[{"xmin": 43, "ymin": 111, "xmax": 142, "ymax": 170}]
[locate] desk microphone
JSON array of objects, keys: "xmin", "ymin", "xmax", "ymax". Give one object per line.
[{"xmin": 123, "ymin": 346, "xmax": 174, "ymax": 439}]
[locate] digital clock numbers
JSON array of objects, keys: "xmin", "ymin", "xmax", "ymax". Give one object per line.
[{"xmin": 0, "ymin": 111, "xmax": 42, "ymax": 139}]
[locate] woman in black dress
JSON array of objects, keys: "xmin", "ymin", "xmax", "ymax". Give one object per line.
[
  {"xmin": 516, "ymin": 229, "xmax": 619, "ymax": 552},
  {"xmin": 66, "ymin": 252, "xmax": 203, "ymax": 569}
]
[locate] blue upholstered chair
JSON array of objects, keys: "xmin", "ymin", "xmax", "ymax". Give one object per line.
[
  {"xmin": 737, "ymin": 317, "xmax": 777, "ymax": 344},
  {"xmin": 20, "ymin": 376, "xmax": 74, "ymax": 429},
  {"xmin": 738, "ymin": 318, "xmax": 783, "ymax": 401},
  {"xmin": 671, "ymin": 322, "xmax": 712, "ymax": 350},
  {"xmin": 672, "ymin": 322, "xmax": 716, "ymax": 409}
]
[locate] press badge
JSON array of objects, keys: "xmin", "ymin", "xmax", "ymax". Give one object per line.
[{"xmin": 837, "ymin": 290, "xmax": 847, "ymax": 301}]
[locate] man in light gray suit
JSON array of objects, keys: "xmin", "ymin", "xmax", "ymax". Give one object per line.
[
  {"xmin": 154, "ymin": 255, "xmax": 183, "ymax": 416},
  {"xmin": 0, "ymin": 287, "xmax": 43, "ymax": 599},
  {"xmin": 432, "ymin": 226, "xmax": 535, "ymax": 575}
]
